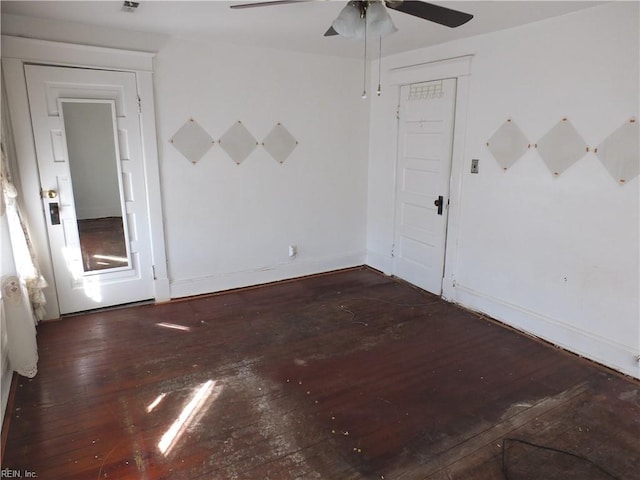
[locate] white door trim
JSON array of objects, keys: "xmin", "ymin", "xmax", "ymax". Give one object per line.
[
  {"xmin": 2, "ymin": 36, "xmax": 169, "ymax": 319},
  {"xmin": 1, "ymin": 35, "xmax": 154, "ymax": 72},
  {"xmin": 389, "ymin": 55, "xmax": 473, "ymax": 86},
  {"xmin": 389, "ymin": 55, "xmax": 473, "ymax": 301}
]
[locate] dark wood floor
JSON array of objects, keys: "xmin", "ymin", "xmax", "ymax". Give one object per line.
[{"xmin": 2, "ymin": 268, "xmax": 639, "ymax": 479}]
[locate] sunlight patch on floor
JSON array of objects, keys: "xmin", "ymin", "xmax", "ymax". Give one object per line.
[
  {"xmin": 156, "ymin": 322, "xmax": 192, "ymax": 332},
  {"xmin": 147, "ymin": 393, "xmax": 167, "ymax": 413},
  {"xmin": 158, "ymin": 380, "xmax": 222, "ymax": 456}
]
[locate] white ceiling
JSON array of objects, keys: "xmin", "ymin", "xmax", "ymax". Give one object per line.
[{"xmin": 1, "ymin": 1, "xmax": 605, "ymax": 58}]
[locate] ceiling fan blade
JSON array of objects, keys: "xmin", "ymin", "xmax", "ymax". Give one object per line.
[
  {"xmin": 386, "ymin": 1, "xmax": 473, "ymax": 28},
  {"xmin": 230, "ymin": 0, "xmax": 310, "ymax": 9},
  {"xmin": 324, "ymin": 26, "xmax": 338, "ymax": 37}
]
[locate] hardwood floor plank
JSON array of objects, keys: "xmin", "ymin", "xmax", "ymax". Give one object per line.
[{"xmin": 2, "ymin": 268, "xmax": 638, "ymax": 479}]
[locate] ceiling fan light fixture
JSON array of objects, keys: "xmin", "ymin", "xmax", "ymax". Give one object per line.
[
  {"xmin": 332, "ymin": 1, "xmax": 397, "ymax": 40},
  {"xmin": 332, "ymin": 2, "xmax": 364, "ymax": 39},
  {"xmin": 366, "ymin": 1, "xmax": 397, "ymax": 38}
]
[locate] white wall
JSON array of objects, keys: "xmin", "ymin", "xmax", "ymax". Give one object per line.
[
  {"xmin": 367, "ymin": 2, "xmax": 639, "ymax": 378},
  {"xmin": 2, "ymin": 5, "xmax": 637, "ymax": 379},
  {"xmin": 2, "ymin": 14, "xmax": 369, "ymax": 305},
  {"xmin": 154, "ymin": 38, "xmax": 369, "ymax": 297}
]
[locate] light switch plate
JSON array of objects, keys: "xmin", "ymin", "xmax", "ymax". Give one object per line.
[{"xmin": 471, "ymin": 159, "xmax": 479, "ymax": 174}]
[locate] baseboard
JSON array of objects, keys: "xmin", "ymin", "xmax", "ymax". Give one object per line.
[
  {"xmin": 452, "ymin": 283, "xmax": 640, "ymax": 379},
  {"xmin": 170, "ymin": 251, "xmax": 366, "ymax": 299},
  {"xmin": 365, "ymin": 250, "xmax": 393, "ymax": 276}
]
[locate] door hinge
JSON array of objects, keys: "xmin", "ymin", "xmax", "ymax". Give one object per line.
[
  {"xmin": 152, "ymin": 265, "xmax": 156, "ymax": 280},
  {"xmin": 396, "ymin": 105, "xmax": 400, "ymax": 120},
  {"xmin": 391, "ymin": 243, "xmax": 395, "ymax": 258},
  {"xmin": 136, "ymin": 95, "xmax": 142, "ymax": 114}
]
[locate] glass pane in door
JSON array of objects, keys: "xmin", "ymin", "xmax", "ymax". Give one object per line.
[{"xmin": 61, "ymin": 100, "xmax": 131, "ymax": 272}]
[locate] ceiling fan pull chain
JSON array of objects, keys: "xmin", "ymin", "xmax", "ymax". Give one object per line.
[
  {"xmin": 362, "ymin": 14, "xmax": 367, "ymax": 99},
  {"xmin": 377, "ymin": 35, "xmax": 382, "ymax": 96},
  {"xmin": 362, "ymin": 13, "xmax": 368, "ymax": 99}
]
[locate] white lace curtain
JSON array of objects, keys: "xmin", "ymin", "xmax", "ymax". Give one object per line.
[{"xmin": 1, "ymin": 137, "xmax": 47, "ymax": 378}]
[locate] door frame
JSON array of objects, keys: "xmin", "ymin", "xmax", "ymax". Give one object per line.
[
  {"xmin": 2, "ymin": 35, "xmax": 170, "ymax": 319},
  {"xmin": 389, "ymin": 55, "xmax": 473, "ymax": 301}
]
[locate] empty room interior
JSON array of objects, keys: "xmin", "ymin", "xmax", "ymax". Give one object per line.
[{"xmin": 0, "ymin": 1, "xmax": 638, "ymax": 479}]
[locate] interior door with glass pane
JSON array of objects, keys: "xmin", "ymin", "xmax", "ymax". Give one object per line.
[{"xmin": 25, "ymin": 64, "xmax": 154, "ymax": 314}]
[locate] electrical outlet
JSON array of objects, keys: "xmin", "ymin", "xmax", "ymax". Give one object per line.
[
  {"xmin": 471, "ymin": 159, "xmax": 479, "ymax": 174},
  {"xmin": 288, "ymin": 245, "xmax": 297, "ymax": 258}
]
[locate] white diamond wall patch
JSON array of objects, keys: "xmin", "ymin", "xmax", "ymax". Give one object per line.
[
  {"xmin": 263, "ymin": 123, "xmax": 298, "ymax": 164},
  {"xmin": 169, "ymin": 118, "xmax": 214, "ymax": 164},
  {"xmin": 536, "ymin": 118, "xmax": 587, "ymax": 176},
  {"xmin": 219, "ymin": 121, "xmax": 258, "ymax": 165},
  {"xmin": 595, "ymin": 119, "xmax": 639, "ymax": 185},
  {"xmin": 486, "ymin": 119, "xmax": 530, "ymax": 170}
]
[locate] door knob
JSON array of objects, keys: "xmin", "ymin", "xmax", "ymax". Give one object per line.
[
  {"xmin": 434, "ymin": 195, "xmax": 444, "ymax": 216},
  {"xmin": 41, "ymin": 189, "xmax": 57, "ymax": 199}
]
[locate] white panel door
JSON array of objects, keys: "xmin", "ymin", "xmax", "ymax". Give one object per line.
[
  {"xmin": 25, "ymin": 65, "xmax": 154, "ymax": 314},
  {"xmin": 393, "ymin": 79, "xmax": 457, "ymax": 295}
]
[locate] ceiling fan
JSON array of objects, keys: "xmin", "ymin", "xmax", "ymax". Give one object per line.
[
  {"xmin": 230, "ymin": 1, "xmax": 473, "ymax": 98},
  {"xmin": 230, "ymin": 1, "xmax": 474, "ymax": 38}
]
